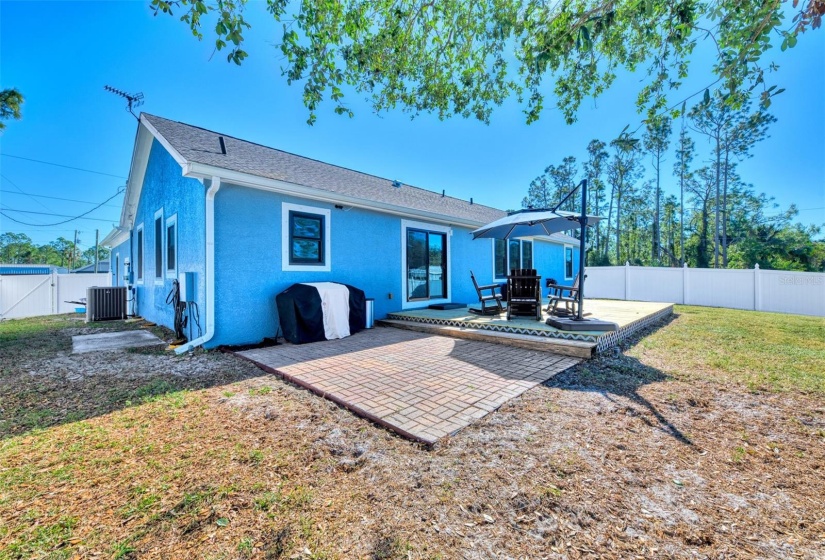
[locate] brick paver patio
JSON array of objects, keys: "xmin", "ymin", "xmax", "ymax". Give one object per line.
[{"xmin": 237, "ymin": 326, "xmax": 580, "ymax": 445}]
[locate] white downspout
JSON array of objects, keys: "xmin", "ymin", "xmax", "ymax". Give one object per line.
[{"xmin": 176, "ymin": 176, "xmax": 221, "ymax": 354}]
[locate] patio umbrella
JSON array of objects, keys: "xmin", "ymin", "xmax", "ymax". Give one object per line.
[
  {"xmin": 471, "ymin": 180, "xmax": 600, "ymax": 322},
  {"xmin": 470, "ymin": 208, "xmax": 602, "ymax": 240}
]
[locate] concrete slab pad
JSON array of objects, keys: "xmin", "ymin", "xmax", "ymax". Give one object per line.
[{"xmin": 72, "ymin": 330, "xmax": 164, "ymax": 354}]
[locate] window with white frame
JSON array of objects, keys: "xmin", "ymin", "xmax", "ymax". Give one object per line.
[
  {"xmin": 564, "ymin": 245, "xmax": 574, "ymax": 279},
  {"xmin": 136, "ymin": 224, "xmax": 144, "ymax": 282},
  {"xmin": 154, "ymin": 209, "xmax": 163, "ymax": 281},
  {"xmin": 494, "ymin": 238, "xmax": 533, "ymax": 279},
  {"xmin": 166, "ymin": 214, "xmax": 177, "ymax": 277},
  {"xmin": 281, "ymin": 202, "xmax": 331, "ymax": 272}
]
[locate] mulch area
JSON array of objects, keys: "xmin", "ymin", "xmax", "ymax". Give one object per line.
[{"xmin": 1, "ymin": 316, "xmax": 823, "ymax": 559}]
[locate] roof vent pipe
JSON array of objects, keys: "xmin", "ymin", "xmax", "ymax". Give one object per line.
[
  {"xmin": 470, "ymin": 197, "xmax": 474, "ymax": 205},
  {"xmin": 218, "ymin": 136, "xmax": 226, "ymax": 155},
  {"xmin": 442, "ymin": 189, "xmax": 445, "ymax": 197}
]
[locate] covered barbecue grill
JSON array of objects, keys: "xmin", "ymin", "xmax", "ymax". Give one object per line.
[{"xmin": 276, "ymin": 282, "xmax": 367, "ymax": 344}]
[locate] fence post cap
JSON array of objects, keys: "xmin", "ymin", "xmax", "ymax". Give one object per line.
[
  {"xmin": 754, "ymin": 263, "xmax": 760, "ymax": 270},
  {"xmin": 625, "ymin": 261, "xmax": 630, "ymax": 266}
]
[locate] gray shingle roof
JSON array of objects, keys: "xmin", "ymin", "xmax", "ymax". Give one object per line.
[{"xmin": 143, "ymin": 114, "xmax": 507, "ymax": 225}]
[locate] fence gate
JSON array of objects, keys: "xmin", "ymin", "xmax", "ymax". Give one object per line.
[{"xmin": 0, "ymin": 272, "xmax": 112, "ymax": 320}]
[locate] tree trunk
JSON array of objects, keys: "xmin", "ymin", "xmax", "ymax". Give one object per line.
[
  {"xmin": 595, "ymin": 183, "xmax": 601, "ymax": 254},
  {"xmin": 680, "ymin": 160, "xmax": 685, "ymax": 267},
  {"xmin": 698, "ymin": 198, "xmax": 710, "ymax": 268},
  {"xmin": 605, "ymin": 183, "xmax": 615, "ymax": 262},
  {"xmin": 713, "ymin": 135, "xmax": 721, "ymax": 268},
  {"xmin": 722, "ymin": 147, "xmax": 729, "ymax": 267},
  {"xmin": 653, "ymin": 151, "xmax": 661, "ymax": 263},
  {"xmin": 615, "ymin": 180, "xmax": 622, "ymax": 264}
]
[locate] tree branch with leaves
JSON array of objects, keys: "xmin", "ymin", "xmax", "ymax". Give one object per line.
[{"xmin": 152, "ymin": 0, "xmax": 816, "ymax": 125}]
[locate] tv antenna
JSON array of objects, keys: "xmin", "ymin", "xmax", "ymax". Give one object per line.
[{"xmin": 104, "ymin": 85, "xmax": 144, "ymax": 120}]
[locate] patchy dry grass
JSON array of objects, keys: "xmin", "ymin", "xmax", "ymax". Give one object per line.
[{"xmin": 0, "ymin": 309, "xmax": 823, "ymax": 559}]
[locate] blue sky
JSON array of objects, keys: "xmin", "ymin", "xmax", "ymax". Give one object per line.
[{"xmin": 1, "ymin": 1, "xmax": 823, "ymax": 251}]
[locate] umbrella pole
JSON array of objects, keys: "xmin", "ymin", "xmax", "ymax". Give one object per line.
[{"xmin": 576, "ymin": 179, "xmax": 588, "ymax": 321}]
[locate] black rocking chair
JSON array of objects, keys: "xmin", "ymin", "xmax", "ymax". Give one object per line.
[
  {"xmin": 469, "ymin": 270, "xmax": 505, "ymax": 315},
  {"xmin": 506, "ymin": 269, "xmax": 542, "ymax": 321}
]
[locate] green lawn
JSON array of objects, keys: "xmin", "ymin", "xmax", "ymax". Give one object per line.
[{"xmin": 628, "ymin": 305, "xmax": 825, "ymax": 394}]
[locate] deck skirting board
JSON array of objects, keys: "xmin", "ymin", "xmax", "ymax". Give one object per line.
[
  {"xmin": 385, "ymin": 304, "xmax": 674, "ymax": 356},
  {"xmin": 594, "ymin": 305, "xmax": 674, "ymax": 353},
  {"xmin": 386, "ymin": 313, "xmax": 600, "ymax": 343}
]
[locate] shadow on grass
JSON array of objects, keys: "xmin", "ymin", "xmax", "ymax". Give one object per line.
[
  {"xmin": 0, "ymin": 315, "xmax": 267, "ymax": 440},
  {"xmin": 545, "ymin": 314, "xmax": 694, "ymax": 446}
]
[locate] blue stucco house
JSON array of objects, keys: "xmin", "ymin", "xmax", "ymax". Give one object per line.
[{"xmin": 101, "ymin": 114, "xmax": 580, "ymax": 351}]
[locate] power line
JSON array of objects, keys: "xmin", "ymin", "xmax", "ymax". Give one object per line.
[
  {"xmin": 0, "ymin": 228, "xmax": 85, "ymax": 233},
  {"xmin": 0, "ymin": 188, "xmax": 124, "ymax": 226},
  {"xmin": 1, "ymin": 209, "xmax": 116, "ymax": 224},
  {"xmin": 0, "ymin": 189, "xmax": 123, "ymax": 208},
  {"xmin": 0, "ymin": 153, "xmax": 127, "ymax": 179},
  {"xmin": 0, "ymin": 173, "xmax": 53, "ymax": 212}
]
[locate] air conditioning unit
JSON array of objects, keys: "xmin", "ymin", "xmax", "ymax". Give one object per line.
[{"xmin": 86, "ymin": 286, "xmax": 127, "ymax": 322}]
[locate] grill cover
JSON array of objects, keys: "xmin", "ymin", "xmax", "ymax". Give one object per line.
[{"xmin": 276, "ymin": 283, "xmax": 366, "ymax": 344}]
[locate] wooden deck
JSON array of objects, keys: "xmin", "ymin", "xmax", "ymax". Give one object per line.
[{"xmin": 381, "ymin": 299, "xmax": 673, "ymax": 359}]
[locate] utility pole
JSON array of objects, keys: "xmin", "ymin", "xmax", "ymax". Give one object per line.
[
  {"xmin": 94, "ymin": 229, "xmax": 99, "ymax": 273},
  {"xmin": 72, "ymin": 230, "xmax": 78, "ymax": 270}
]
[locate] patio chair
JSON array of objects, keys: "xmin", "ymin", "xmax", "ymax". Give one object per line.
[
  {"xmin": 546, "ymin": 273, "xmax": 585, "ymax": 316},
  {"xmin": 506, "ymin": 269, "xmax": 542, "ymax": 321},
  {"xmin": 469, "ymin": 270, "xmax": 505, "ymax": 315}
]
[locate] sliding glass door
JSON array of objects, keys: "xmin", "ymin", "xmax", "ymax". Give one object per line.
[{"xmin": 406, "ymin": 228, "xmax": 447, "ymax": 301}]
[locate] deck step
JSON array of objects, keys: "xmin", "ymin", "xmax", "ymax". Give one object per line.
[{"xmin": 378, "ymin": 319, "xmax": 595, "ymax": 359}]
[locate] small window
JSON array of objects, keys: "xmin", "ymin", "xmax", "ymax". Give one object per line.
[
  {"xmin": 508, "ymin": 239, "xmax": 520, "ymax": 273},
  {"xmin": 154, "ymin": 210, "xmax": 163, "ymax": 279},
  {"xmin": 494, "ymin": 239, "xmax": 507, "ymax": 279},
  {"xmin": 166, "ymin": 215, "xmax": 177, "ymax": 275},
  {"xmin": 289, "ymin": 211, "xmax": 325, "ymax": 265},
  {"xmin": 564, "ymin": 246, "xmax": 574, "ymax": 279},
  {"xmin": 521, "ymin": 240, "xmax": 533, "ymax": 269},
  {"xmin": 281, "ymin": 202, "xmax": 331, "ymax": 272},
  {"xmin": 136, "ymin": 225, "xmax": 144, "ymax": 281}
]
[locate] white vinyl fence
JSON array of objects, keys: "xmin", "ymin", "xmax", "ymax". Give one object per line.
[
  {"xmin": 0, "ymin": 272, "xmax": 111, "ymax": 320},
  {"xmin": 584, "ymin": 264, "xmax": 825, "ymax": 317}
]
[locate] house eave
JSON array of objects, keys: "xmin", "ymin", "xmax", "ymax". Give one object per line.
[
  {"xmin": 119, "ymin": 120, "xmax": 154, "ymax": 231},
  {"xmin": 100, "ymin": 228, "xmax": 129, "ymax": 248},
  {"xmin": 183, "ymin": 162, "xmax": 489, "ymax": 229}
]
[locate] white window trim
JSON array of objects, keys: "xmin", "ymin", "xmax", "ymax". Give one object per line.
[
  {"xmin": 135, "ymin": 223, "xmax": 144, "ymax": 284},
  {"xmin": 165, "ymin": 214, "xmax": 178, "ymax": 278},
  {"xmin": 281, "ymin": 202, "xmax": 331, "ymax": 272},
  {"xmin": 492, "ymin": 238, "xmax": 534, "ymax": 282},
  {"xmin": 564, "ymin": 244, "xmax": 574, "ymax": 280},
  {"xmin": 153, "ymin": 208, "xmax": 164, "ymax": 285},
  {"xmin": 400, "ymin": 219, "xmax": 452, "ymax": 310}
]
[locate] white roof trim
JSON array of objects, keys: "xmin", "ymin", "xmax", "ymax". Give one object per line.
[
  {"xmin": 119, "ymin": 122, "xmax": 154, "ymax": 231},
  {"xmin": 140, "ymin": 115, "xmax": 187, "ymax": 166},
  {"xmin": 101, "ymin": 227, "xmax": 129, "ymax": 248},
  {"xmin": 533, "ymin": 233, "xmax": 581, "ymax": 246}
]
